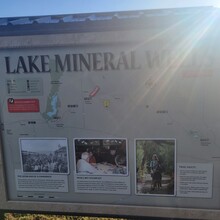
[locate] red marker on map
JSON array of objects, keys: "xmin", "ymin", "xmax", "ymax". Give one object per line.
[{"xmin": 89, "ymin": 86, "xmax": 100, "ymax": 97}]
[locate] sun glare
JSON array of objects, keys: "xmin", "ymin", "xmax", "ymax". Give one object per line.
[{"xmin": 213, "ymin": 2, "xmax": 220, "ymax": 8}]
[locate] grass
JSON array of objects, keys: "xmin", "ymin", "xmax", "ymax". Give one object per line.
[{"xmin": 4, "ymin": 213, "xmax": 126, "ymax": 220}]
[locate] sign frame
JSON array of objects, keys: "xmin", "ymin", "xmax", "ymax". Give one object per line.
[{"xmin": 1, "ymin": 8, "xmax": 220, "ymax": 219}]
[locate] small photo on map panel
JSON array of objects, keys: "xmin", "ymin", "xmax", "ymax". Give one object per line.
[
  {"xmin": 74, "ymin": 138, "xmax": 128, "ymax": 176},
  {"xmin": 19, "ymin": 138, "xmax": 69, "ymax": 174},
  {"xmin": 135, "ymin": 138, "xmax": 176, "ymax": 196}
]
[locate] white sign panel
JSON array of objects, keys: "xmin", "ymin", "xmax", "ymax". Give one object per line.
[
  {"xmin": 1, "ymin": 9, "xmax": 220, "ymax": 219},
  {"xmin": 15, "ymin": 170, "xmax": 68, "ymax": 192},
  {"xmin": 177, "ymin": 163, "xmax": 213, "ymax": 198}
]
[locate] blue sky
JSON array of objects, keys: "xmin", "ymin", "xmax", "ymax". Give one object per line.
[{"xmin": 0, "ymin": 0, "xmax": 220, "ymax": 18}]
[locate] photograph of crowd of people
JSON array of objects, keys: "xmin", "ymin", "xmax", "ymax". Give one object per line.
[
  {"xmin": 135, "ymin": 139, "xmax": 176, "ymax": 196},
  {"xmin": 74, "ymin": 138, "xmax": 127, "ymax": 175},
  {"xmin": 20, "ymin": 138, "xmax": 69, "ymax": 174}
]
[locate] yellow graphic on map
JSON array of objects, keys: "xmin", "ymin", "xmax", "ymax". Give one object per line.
[{"xmin": 103, "ymin": 100, "xmax": 110, "ymax": 108}]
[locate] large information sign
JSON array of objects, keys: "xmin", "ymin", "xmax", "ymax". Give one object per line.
[{"xmin": 1, "ymin": 8, "xmax": 220, "ymax": 219}]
